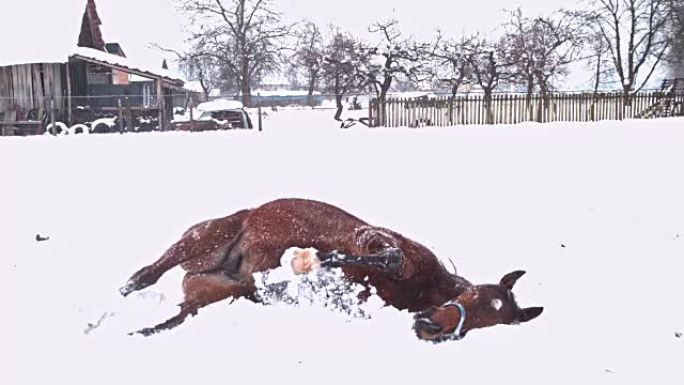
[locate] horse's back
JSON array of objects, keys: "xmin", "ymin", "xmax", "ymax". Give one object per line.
[{"xmin": 244, "ymin": 198, "xmax": 369, "ymax": 249}]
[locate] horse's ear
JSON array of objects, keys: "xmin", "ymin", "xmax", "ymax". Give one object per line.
[
  {"xmin": 500, "ymin": 270, "xmax": 526, "ymax": 290},
  {"xmin": 519, "ymin": 307, "xmax": 544, "ymax": 323}
]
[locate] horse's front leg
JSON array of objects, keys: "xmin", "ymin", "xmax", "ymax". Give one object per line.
[
  {"xmin": 318, "ymin": 248, "xmax": 404, "ymax": 270},
  {"xmin": 290, "ymin": 248, "xmax": 404, "ymax": 274}
]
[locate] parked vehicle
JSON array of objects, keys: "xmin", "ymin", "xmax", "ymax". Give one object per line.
[{"xmin": 171, "ymin": 99, "xmax": 253, "ymax": 131}]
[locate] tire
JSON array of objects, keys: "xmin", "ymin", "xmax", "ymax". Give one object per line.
[
  {"xmin": 69, "ymin": 124, "xmax": 90, "ymax": 135},
  {"xmin": 45, "ymin": 122, "xmax": 69, "ymax": 135}
]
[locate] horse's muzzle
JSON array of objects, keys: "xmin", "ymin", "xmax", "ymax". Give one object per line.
[{"xmin": 413, "ymin": 318, "xmax": 444, "ymax": 340}]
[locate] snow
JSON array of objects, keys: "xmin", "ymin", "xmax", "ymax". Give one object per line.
[
  {"xmin": 71, "ymin": 47, "xmax": 184, "ymax": 83},
  {"xmin": 172, "ymin": 99, "xmax": 246, "ymax": 123},
  {"xmin": 254, "ymin": 248, "xmax": 377, "ymax": 319},
  {"xmin": 196, "ymin": 99, "xmax": 244, "ymax": 112},
  {"xmin": 2, "ymin": 110, "xmax": 684, "ymax": 384},
  {"xmin": 183, "ymin": 80, "xmax": 206, "ymax": 94}
]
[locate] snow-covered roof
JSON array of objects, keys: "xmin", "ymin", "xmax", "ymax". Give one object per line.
[
  {"xmin": 70, "ymin": 47, "xmax": 184, "ymax": 84},
  {"xmin": 197, "ymin": 99, "xmax": 244, "ymax": 112}
]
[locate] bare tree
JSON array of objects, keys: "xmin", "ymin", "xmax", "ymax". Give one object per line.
[
  {"xmin": 153, "ymin": 39, "xmax": 223, "ymax": 100},
  {"xmin": 424, "ymin": 32, "xmax": 473, "ymax": 98},
  {"xmin": 666, "ymin": 0, "xmax": 684, "ymax": 77},
  {"xmin": 179, "ymin": 0, "xmax": 290, "ymax": 106},
  {"xmin": 585, "ymin": 31, "xmax": 616, "ymax": 94},
  {"xmin": 581, "ymin": 0, "xmax": 673, "ymax": 105},
  {"xmin": 358, "ymin": 19, "xmax": 425, "ymax": 125},
  {"xmin": 466, "ymin": 36, "xmax": 510, "ymax": 124},
  {"xmin": 502, "ymin": 8, "xmax": 584, "ymax": 120},
  {"xmin": 291, "ymin": 20, "xmax": 325, "ymax": 106},
  {"xmin": 502, "ymin": 10, "xmax": 540, "ymax": 97},
  {"xmin": 321, "ymin": 29, "xmax": 367, "ymax": 121}
]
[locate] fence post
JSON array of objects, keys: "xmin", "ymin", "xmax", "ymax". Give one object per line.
[
  {"xmin": 125, "ymin": 96, "xmax": 133, "ymax": 132},
  {"xmin": 257, "ymin": 103, "xmax": 262, "ymax": 132},
  {"xmin": 117, "ymin": 98, "xmax": 124, "ymax": 134},
  {"xmin": 368, "ymin": 98, "xmax": 374, "ymax": 127},
  {"xmin": 189, "ymin": 97, "xmax": 195, "ymax": 131},
  {"xmin": 49, "ymin": 97, "xmax": 56, "ymax": 134},
  {"xmin": 447, "ymin": 97, "xmax": 452, "ymax": 125},
  {"xmin": 156, "ymin": 78, "xmax": 164, "ymax": 131}
]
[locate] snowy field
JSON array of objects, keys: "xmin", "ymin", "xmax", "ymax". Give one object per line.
[{"xmin": 3, "ymin": 109, "xmax": 684, "ymax": 384}]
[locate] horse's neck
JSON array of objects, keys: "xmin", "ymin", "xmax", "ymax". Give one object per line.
[{"xmin": 450, "ymin": 274, "xmax": 473, "ymax": 295}]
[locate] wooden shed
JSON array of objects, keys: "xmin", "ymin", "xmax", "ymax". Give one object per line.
[{"xmin": 0, "ymin": 0, "xmax": 184, "ymax": 133}]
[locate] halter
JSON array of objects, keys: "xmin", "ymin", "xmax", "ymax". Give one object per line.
[{"xmin": 439, "ymin": 301, "xmax": 467, "ymax": 341}]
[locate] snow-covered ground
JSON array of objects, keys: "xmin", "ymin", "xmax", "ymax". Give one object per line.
[{"xmin": 2, "ymin": 109, "xmax": 683, "ymax": 384}]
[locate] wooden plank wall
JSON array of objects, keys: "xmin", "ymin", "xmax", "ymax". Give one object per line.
[
  {"xmin": 12, "ymin": 65, "xmax": 34, "ymax": 112},
  {"xmin": 0, "ymin": 66, "xmax": 13, "ymax": 115},
  {"xmin": 0, "ymin": 63, "xmax": 65, "ymax": 118}
]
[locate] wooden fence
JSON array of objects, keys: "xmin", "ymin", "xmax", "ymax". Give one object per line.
[{"xmin": 369, "ymin": 91, "xmax": 684, "ymax": 127}]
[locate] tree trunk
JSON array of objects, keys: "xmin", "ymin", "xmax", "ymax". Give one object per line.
[
  {"xmin": 451, "ymin": 83, "xmax": 459, "ymax": 99},
  {"xmin": 621, "ymin": 84, "xmax": 633, "ymax": 119},
  {"xmin": 526, "ymin": 77, "xmax": 534, "ymax": 121},
  {"xmin": 622, "ymin": 84, "xmax": 632, "ymax": 107},
  {"xmin": 377, "ymin": 82, "xmax": 392, "ymax": 127},
  {"xmin": 591, "ymin": 57, "xmax": 602, "ymax": 120},
  {"xmin": 334, "ymin": 94, "xmax": 344, "ymax": 121},
  {"xmin": 240, "ymin": 59, "xmax": 252, "ymax": 107},
  {"xmin": 307, "ymin": 77, "xmax": 316, "ymax": 107},
  {"xmin": 241, "ymin": 76, "xmax": 251, "ymax": 107},
  {"xmin": 484, "ymin": 89, "xmax": 493, "ymax": 124},
  {"xmin": 536, "ymin": 73, "xmax": 549, "ymax": 123}
]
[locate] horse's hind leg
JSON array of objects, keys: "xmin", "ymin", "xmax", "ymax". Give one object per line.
[
  {"xmin": 132, "ymin": 272, "xmax": 255, "ymax": 336},
  {"xmin": 120, "ymin": 238, "xmax": 197, "ymax": 297},
  {"xmin": 120, "ymin": 210, "xmax": 249, "ymax": 297}
]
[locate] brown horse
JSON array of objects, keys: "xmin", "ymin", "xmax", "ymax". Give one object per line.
[{"xmin": 120, "ymin": 198, "xmax": 543, "ymax": 341}]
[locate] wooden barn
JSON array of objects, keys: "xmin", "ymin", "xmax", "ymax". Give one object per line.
[{"xmin": 0, "ymin": 0, "xmax": 184, "ymax": 134}]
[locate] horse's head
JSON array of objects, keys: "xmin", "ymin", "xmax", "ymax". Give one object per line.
[{"xmin": 413, "ymin": 270, "xmax": 543, "ymax": 342}]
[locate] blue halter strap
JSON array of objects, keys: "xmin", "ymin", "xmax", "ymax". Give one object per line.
[{"xmin": 441, "ymin": 301, "xmax": 466, "ymax": 341}]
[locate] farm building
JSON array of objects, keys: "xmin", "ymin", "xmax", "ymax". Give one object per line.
[{"xmin": 0, "ymin": 0, "xmax": 185, "ymax": 134}]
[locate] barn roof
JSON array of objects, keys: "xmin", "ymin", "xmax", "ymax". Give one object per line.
[
  {"xmin": 78, "ymin": 0, "xmax": 106, "ymax": 50},
  {"xmin": 70, "ymin": 46, "xmax": 184, "ymax": 85}
]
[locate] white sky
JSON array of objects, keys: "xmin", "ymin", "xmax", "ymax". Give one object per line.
[{"xmin": 2, "ymin": 0, "xmax": 594, "ymax": 87}]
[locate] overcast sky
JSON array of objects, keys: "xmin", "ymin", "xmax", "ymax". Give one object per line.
[
  {"xmin": 95, "ymin": 0, "xmax": 581, "ymax": 63},
  {"xmin": 3, "ymin": 0, "xmax": 592, "ymax": 87},
  {"xmin": 108, "ymin": 0, "xmax": 578, "ymax": 58}
]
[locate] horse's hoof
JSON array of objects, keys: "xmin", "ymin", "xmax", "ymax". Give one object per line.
[
  {"xmin": 382, "ymin": 248, "xmax": 404, "ymax": 270},
  {"xmin": 119, "ymin": 280, "xmax": 139, "ymax": 297},
  {"xmin": 129, "ymin": 328, "xmax": 155, "ymax": 337}
]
